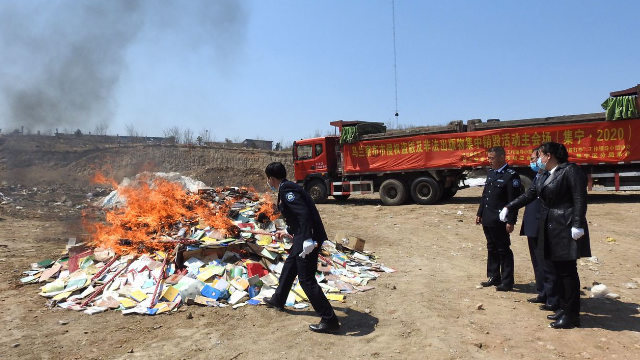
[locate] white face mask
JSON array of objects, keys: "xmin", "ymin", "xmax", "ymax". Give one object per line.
[{"xmin": 266, "ymin": 180, "xmax": 277, "ymax": 191}]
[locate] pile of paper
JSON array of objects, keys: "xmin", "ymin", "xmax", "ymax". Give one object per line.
[
  {"xmin": 21, "ymin": 235, "xmax": 394, "ymax": 315},
  {"xmin": 20, "ymin": 176, "xmax": 395, "ymax": 315}
]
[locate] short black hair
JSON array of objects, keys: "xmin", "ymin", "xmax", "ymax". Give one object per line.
[
  {"xmin": 265, "ymin": 162, "xmax": 287, "ymax": 180},
  {"xmin": 540, "ymin": 142, "xmax": 569, "ymax": 163},
  {"xmin": 488, "ymin": 146, "xmax": 505, "ymax": 157}
]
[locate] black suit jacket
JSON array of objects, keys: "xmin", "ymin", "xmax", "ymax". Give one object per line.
[
  {"xmin": 520, "ymin": 173, "xmax": 543, "ymax": 237},
  {"xmin": 477, "ymin": 165, "xmax": 522, "ymax": 226},
  {"xmin": 507, "ymin": 163, "xmax": 591, "ymax": 261},
  {"xmin": 277, "ymin": 180, "xmax": 328, "ymax": 255}
]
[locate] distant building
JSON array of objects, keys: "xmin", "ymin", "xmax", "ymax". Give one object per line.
[{"xmin": 242, "ymin": 139, "xmax": 273, "ymax": 150}]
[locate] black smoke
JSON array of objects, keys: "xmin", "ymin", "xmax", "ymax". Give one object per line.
[{"xmin": 0, "ymin": 0, "xmax": 248, "ymax": 134}]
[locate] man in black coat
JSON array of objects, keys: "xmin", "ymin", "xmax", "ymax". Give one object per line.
[
  {"xmin": 476, "ymin": 146, "xmax": 522, "ymax": 291},
  {"xmin": 521, "ymin": 148, "xmax": 558, "ymax": 310},
  {"xmin": 262, "ymin": 162, "xmax": 340, "ymax": 333}
]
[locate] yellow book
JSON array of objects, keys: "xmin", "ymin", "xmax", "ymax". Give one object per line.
[
  {"xmin": 120, "ymin": 298, "xmax": 137, "ymax": 308},
  {"xmin": 52, "ymin": 291, "xmax": 72, "ymax": 301},
  {"xmin": 161, "ymin": 286, "xmax": 180, "ymax": 302},
  {"xmin": 231, "ymin": 278, "xmax": 249, "ymax": 291},
  {"xmin": 293, "ymin": 285, "xmax": 308, "ymax": 301},
  {"xmin": 257, "ymin": 235, "xmax": 272, "ymax": 246},
  {"xmin": 197, "ymin": 268, "xmax": 215, "ymax": 282},
  {"xmin": 153, "ymin": 302, "xmax": 170, "ymax": 314},
  {"xmin": 326, "ymin": 293, "xmax": 345, "ymax": 302},
  {"xmin": 129, "ymin": 289, "xmax": 147, "ymax": 302}
]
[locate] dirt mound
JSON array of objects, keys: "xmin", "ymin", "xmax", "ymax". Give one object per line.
[{"xmin": 0, "ymin": 135, "xmax": 293, "ymax": 191}]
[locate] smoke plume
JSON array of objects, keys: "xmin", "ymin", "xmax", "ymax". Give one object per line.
[{"xmin": 0, "ymin": 0, "xmax": 248, "ymax": 134}]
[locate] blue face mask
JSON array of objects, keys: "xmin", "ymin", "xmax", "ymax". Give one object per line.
[
  {"xmin": 536, "ymin": 157, "xmax": 545, "ymax": 170},
  {"xmin": 266, "ymin": 181, "xmax": 277, "ymax": 192},
  {"xmin": 530, "ymin": 161, "xmax": 540, "ymax": 172}
]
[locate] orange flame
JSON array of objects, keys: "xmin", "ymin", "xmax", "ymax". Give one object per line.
[
  {"xmin": 257, "ymin": 193, "xmax": 279, "ymax": 222},
  {"xmin": 92, "ymin": 171, "xmax": 118, "ymax": 188},
  {"xmin": 85, "ymin": 174, "xmax": 236, "ymax": 255}
]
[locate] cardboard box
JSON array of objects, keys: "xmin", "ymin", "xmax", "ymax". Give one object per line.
[{"xmin": 333, "ymin": 231, "xmax": 365, "ymax": 252}]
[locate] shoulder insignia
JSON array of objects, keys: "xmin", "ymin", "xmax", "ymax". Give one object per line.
[
  {"xmin": 285, "ymin": 192, "xmax": 296, "ymax": 202},
  {"xmin": 512, "ymin": 178, "xmax": 521, "ymax": 187}
]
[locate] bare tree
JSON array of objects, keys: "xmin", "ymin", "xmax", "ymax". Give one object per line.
[
  {"xmin": 182, "ymin": 128, "xmax": 194, "ymax": 144},
  {"xmin": 125, "ymin": 123, "xmax": 140, "ymax": 137},
  {"xmin": 94, "ymin": 121, "xmax": 109, "ymax": 136},
  {"xmin": 197, "ymin": 128, "xmax": 211, "ymax": 144},
  {"xmin": 163, "ymin": 126, "xmax": 181, "ymax": 144}
]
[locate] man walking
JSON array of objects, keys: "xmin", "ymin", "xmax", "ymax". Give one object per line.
[{"xmin": 263, "ymin": 162, "xmax": 340, "ymax": 333}]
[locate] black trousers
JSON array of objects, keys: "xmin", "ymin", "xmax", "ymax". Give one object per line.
[
  {"xmin": 527, "ymin": 236, "xmax": 545, "ymax": 296},
  {"xmin": 483, "ymin": 225, "xmax": 514, "ymax": 287},
  {"xmin": 272, "ymin": 247, "xmax": 337, "ymax": 323},
  {"xmin": 553, "ymin": 260, "xmax": 580, "ymax": 318},
  {"xmin": 528, "ymin": 236, "xmax": 559, "ymax": 307}
]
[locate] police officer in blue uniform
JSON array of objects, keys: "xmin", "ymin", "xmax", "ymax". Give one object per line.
[
  {"xmin": 262, "ymin": 162, "xmax": 340, "ymax": 333},
  {"xmin": 476, "ymin": 146, "xmax": 521, "ymax": 291}
]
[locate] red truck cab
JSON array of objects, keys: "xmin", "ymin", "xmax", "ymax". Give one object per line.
[{"xmin": 293, "ymin": 136, "xmax": 340, "ymax": 199}]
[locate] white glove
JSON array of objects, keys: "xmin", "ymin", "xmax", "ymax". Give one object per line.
[
  {"xmin": 571, "ymin": 227, "xmax": 585, "ymax": 240},
  {"xmin": 299, "ymin": 239, "xmax": 317, "ymax": 258},
  {"xmin": 499, "ymin": 207, "xmax": 509, "ymax": 222}
]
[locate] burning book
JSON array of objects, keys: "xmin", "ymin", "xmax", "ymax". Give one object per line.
[{"xmin": 20, "ymin": 172, "xmax": 394, "ymax": 315}]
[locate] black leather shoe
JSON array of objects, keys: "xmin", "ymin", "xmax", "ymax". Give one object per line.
[
  {"xmin": 527, "ymin": 296, "xmax": 546, "ymax": 304},
  {"xmin": 263, "ymin": 297, "xmax": 285, "ymax": 312},
  {"xmin": 480, "ymin": 277, "xmax": 501, "ymax": 287},
  {"xmin": 547, "ymin": 309, "xmax": 564, "ymax": 320},
  {"xmin": 549, "ymin": 314, "xmax": 580, "ymax": 329},
  {"xmin": 539, "ymin": 304, "xmax": 559, "ymax": 311},
  {"xmin": 309, "ymin": 320, "xmax": 340, "ymax": 334},
  {"xmin": 496, "ymin": 284, "xmax": 513, "ymax": 292}
]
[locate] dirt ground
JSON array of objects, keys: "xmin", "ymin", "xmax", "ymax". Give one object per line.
[{"xmin": 1, "ymin": 187, "xmax": 640, "ymax": 360}]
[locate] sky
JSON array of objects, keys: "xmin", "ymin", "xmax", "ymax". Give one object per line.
[{"xmin": 1, "ymin": 0, "xmax": 639, "ymax": 146}]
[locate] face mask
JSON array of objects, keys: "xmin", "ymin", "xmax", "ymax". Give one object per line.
[
  {"xmin": 529, "ymin": 161, "xmax": 540, "ymax": 172},
  {"xmin": 266, "ymin": 181, "xmax": 277, "ymax": 192},
  {"xmin": 536, "ymin": 157, "xmax": 545, "ymax": 170}
]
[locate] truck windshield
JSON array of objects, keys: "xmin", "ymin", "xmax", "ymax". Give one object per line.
[{"xmin": 296, "ymin": 144, "xmax": 313, "ymax": 160}]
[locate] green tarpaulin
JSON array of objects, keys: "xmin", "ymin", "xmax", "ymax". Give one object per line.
[
  {"xmin": 339, "ymin": 123, "xmax": 386, "ymax": 144},
  {"xmin": 601, "ymin": 95, "xmax": 638, "ymax": 120}
]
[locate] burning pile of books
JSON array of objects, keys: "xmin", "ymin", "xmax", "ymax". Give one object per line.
[{"xmin": 20, "ymin": 173, "xmax": 394, "ymax": 315}]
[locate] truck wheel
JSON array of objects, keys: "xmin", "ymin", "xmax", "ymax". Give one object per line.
[
  {"xmin": 410, "ymin": 177, "xmax": 442, "ymax": 205},
  {"xmin": 306, "ymin": 180, "xmax": 328, "ymax": 204},
  {"xmin": 379, "ymin": 179, "xmax": 407, "ymax": 206},
  {"xmin": 333, "ymin": 194, "xmax": 350, "ymax": 202}
]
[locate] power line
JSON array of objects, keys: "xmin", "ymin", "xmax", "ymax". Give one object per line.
[{"xmin": 391, "ymin": 0, "xmax": 399, "ymax": 127}]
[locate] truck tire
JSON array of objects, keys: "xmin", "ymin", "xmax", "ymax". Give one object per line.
[
  {"xmin": 333, "ymin": 194, "xmax": 351, "ymax": 202},
  {"xmin": 379, "ymin": 179, "xmax": 407, "ymax": 206},
  {"xmin": 410, "ymin": 177, "xmax": 442, "ymax": 205},
  {"xmin": 306, "ymin": 180, "xmax": 328, "ymax": 204}
]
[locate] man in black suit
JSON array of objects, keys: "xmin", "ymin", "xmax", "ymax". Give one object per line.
[
  {"xmin": 476, "ymin": 146, "xmax": 522, "ymax": 291},
  {"xmin": 521, "ymin": 147, "xmax": 558, "ymax": 310},
  {"xmin": 262, "ymin": 162, "xmax": 340, "ymax": 333}
]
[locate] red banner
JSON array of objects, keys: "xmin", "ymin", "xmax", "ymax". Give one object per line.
[{"xmin": 343, "ymin": 119, "xmax": 640, "ymax": 173}]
